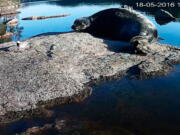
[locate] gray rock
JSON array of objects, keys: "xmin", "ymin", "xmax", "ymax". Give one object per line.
[
  {"xmin": 155, "ymin": 9, "xmax": 176, "ymax": 25},
  {"xmin": 0, "ymin": 0, "xmax": 19, "ymax": 12},
  {"xmin": 0, "ymin": 32, "xmax": 179, "ymax": 123}
]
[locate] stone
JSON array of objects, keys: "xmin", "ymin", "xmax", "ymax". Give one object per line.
[{"xmin": 0, "ymin": 32, "xmax": 179, "ymax": 123}]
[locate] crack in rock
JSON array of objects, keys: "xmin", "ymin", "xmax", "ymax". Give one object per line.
[{"xmin": 0, "ymin": 32, "xmax": 179, "ymax": 123}]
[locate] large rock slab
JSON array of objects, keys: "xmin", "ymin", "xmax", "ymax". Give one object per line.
[{"xmin": 0, "ymin": 32, "xmax": 180, "ymax": 123}]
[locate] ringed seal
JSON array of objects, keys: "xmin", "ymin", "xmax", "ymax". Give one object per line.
[{"xmin": 72, "ymin": 8, "xmax": 158, "ymax": 45}]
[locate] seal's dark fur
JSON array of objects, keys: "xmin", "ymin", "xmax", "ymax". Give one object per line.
[{"xmin": 72, "ymin": 8, "xmax": 158, "ymax": 43}]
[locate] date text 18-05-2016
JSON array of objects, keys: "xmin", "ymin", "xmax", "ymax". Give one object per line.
[{"xmin": 136, "ymin": 2, "xmax": 180, "ymax": 8}]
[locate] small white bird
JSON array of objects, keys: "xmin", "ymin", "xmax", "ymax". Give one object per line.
[
  {"xmin": 16, "ymin": 41, "xmax": 20, "ymax": 47},
  {"xmin": 17, "ymin": 41, "xmax": 30, "ymax": 51}
]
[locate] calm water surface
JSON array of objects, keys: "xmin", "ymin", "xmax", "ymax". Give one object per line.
[
  {"xmin": 0, "ymin": 0, "xmax": 180, "ymax": 135},
  {"xmin": 1, "ymin": 66, "xmax": 180, "ymax": 135},
  {"xmin": 1, "ymin": 0, "xmax": 180, "ymax": 46}
]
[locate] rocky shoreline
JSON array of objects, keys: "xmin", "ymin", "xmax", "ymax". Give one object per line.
[
  {"xmin": 0, "ymin": 32, "xmax": 180, "ymax": 123},
  {"xmin": 0, "ymin": 0, "xmax": 19, "ymax": 13}
]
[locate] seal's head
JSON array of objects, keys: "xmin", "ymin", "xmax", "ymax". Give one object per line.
[{"xmin": 72, "ymin": 17, "xmax": 91, "ymax": 31}]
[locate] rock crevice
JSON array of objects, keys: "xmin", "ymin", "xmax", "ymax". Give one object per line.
[{"xmin": 0, "ymin": 32, "xmax": 179, "ymax": 123}]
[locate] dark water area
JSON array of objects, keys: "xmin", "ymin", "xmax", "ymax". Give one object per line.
[
  {"xmin": 1, "ymin": 66, "xmax": 180, "ymax": 135},
  {"xmin": 0, "ymin": 0, "xmax": 180, "ymax": 135}
]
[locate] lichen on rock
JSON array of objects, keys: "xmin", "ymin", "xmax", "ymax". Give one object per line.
[{"xmin": 0, "ymin": 32, "xmax": 179, "ymax": 123}]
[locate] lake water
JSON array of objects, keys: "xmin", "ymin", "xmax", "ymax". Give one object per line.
[
  {"xmin": 1, "ymin": 66, "xmax": 180, "ymax": 135},
  {"xmin": 0, "ymin": 0, "xmax": 180, "ymax": 135},
  {"xmin": 0, "ymin": 0, "xmax": 180, "ymax": 46}
]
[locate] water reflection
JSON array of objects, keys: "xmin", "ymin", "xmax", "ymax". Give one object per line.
[
  {"xmin": 20, "ymin": 0, "xmax": 180, "ymax": 17},
  {"xmin": 0, "ymin": 24, "xmax": 23, "ymax": 43},
  {"xmin": 0, "ymin": 0, "xmax": 180, "ymax": 46},
  {"xmin": 21, "ymin": 0, "xmax": 120, "ymax": 6},
  {"xmin": 17, "ymin": 1, "xmax": 120, "ymax": 40},
  {"xmin": 0, "ymin": 1, "xmax": 179, "ymax": 134},
  {"xmin": 1, "ymin": 66, "xmax": 180, "ymax": 135},
  {"xmin": 39, "ymin": 65, "xmax": 180, "ymax": 135},
  {"xmin": 0, "ymin": 14, "xmax": 23, "ymax": 43},
  {"xmin": 19, "ymin": 1, "xmax": 180, "ymax": 46}
]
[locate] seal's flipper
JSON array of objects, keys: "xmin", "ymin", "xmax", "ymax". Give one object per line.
[
  {"xmin": 130, "ymin": 35, "xmax": 150, "ymax": 45},
  {"xmin": 130, "ymin": 36, "xmax": 147, "ymax": 51},
  {"xmin": 130, "ymin": 36, "xmax": 150, "ymax": 54}
]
